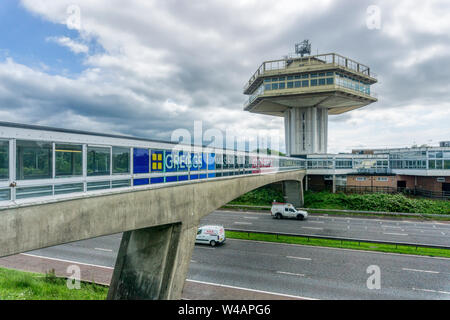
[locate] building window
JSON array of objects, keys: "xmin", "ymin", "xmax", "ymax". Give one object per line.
[
  {"xmin": 310, "ymin": 73, "xmax": 318, "ymax": 78},
  {"xmin": 16, "ymin": 140, "xmax": 53, "ymax": 180},
  {"xmin": 87, "ymin": 146, "xmax": 110, "ymax": 176},
  {"xmin": 356, "ymin": 177, "xmax": 367, "ymax": 181},
  {"xmin": 279, "ymin": 82, "xmax": 285, "ymax": 89},
  {"xmin": 287, "ymin": 76, "xmax": 294, "ymax": 80},
  {"xmin": 287, "ymin": 81, "xmax": 294, "ymax": 88},
  {"xmin": 376, "ymin": 177, "xmax": 388, "ymax": 182},
  {"xmin": 319, "ymin": 78, "xmax": 326, "ymax": 85},
  {"xmin": 272, "ymin": 83, "xmax": 278, "ymax": 90},
  {"xmin": 112, "ymin": 147, "xmax": 130, "ymax": 174},
  {"xmin": 301, "ymin": 74, "xmax": 309, "ymax": 78},
  {"xmin": 326, "ymin": 77, "xmax": 334, "ymax": 85},
  {"xmin": 311, "ymin": 79, "xmax": 318, "ymax": 86},
  {"xmin": 445, "ymin": 160, "xmax": 450, "ymax": 169},
  {"xmin": 318, "ymin": 72, "xmax": 325, "ymax": 77},
  {"xmin": 294, "ymin": 81, "xmax": 301, "ymax": 88},
  {"xmin": 326, "ymin": 72, "xmax": 334, "ymax": 76},
  {"xmin": 302, "ymin": 80, "xmax": 309, "ymax": 87},
  {"xmin": 265, "ymin": 84, "xmax": 271, "ymax": 91},
  {"xmin": 0, "ymin": 140, "xmax": 8, "ymax": 180},
  {"xmin": 55, "ymin": 144, "xmax": 83, "ymax": 178}
]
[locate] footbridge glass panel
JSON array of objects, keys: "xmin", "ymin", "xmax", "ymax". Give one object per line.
[{"xmin": 0, "ymin": 123, "xmax": 306, "ymax": 207}]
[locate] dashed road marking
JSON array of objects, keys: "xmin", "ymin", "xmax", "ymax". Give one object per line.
[
  {"xmin": 276, "ymin": 271, "xmax": 305, "ymax": 277},
  {"xmin": 403, "ymin": 268, "xmax": 440, "ymax": 274},
  {"xmin": 286, "ymin": 256, "xmax": 312, "ymax": 261},
  {"xmin": 412, "ymin": 288, "xmax": 450, "ymax": 295}
]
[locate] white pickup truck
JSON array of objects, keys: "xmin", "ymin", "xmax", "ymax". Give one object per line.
[{"xmin": 271, "ymin": 202, "xmax": 308, "ymax": 220}]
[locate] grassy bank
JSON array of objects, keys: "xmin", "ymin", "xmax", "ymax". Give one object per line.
[
  {"xmin": 0, "ymin": 268, "xmax": 107, "ymax": 300},
  {"xmin": 227, "ymin": 231, "xmax": 450, "ymax": 258},
  {"xmin": 230, "ymin": 187, "xmax": 450, "ymax": 215}
]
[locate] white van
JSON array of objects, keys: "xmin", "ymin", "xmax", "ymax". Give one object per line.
[
  {"xmin": 195, "ymin": 225, "xmax": 226, "ymax": 247},
  {"xmin": 271, "ymin": 202, "xmax": 308, "ymax": 220}
]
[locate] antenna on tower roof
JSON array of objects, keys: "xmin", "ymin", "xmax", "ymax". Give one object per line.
[{"xmin": 295, "ymin": 40, "xmax": 311, "ymax": 57}]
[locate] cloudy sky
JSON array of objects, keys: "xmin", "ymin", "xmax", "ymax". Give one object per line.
[{"xmin": 0, "ymin": 0, "xmax": 449, "ymax": 153}]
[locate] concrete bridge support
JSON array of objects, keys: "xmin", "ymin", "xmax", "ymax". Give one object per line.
[
  {"xmin": 107, "ymin": 223, "xmax": 197, "ymax": 300},
  {"xmin": 282, "ymin": 180, "xmax": 304, "ymax": 207}
]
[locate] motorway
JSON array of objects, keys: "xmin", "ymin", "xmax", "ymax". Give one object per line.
[
  {"xmin": 22, "ymin": 211, "xmax": 450, "ymax": 300},
  {"xmin": 202, "ymin": 210, "xmax": 450, "ymax": 246}
]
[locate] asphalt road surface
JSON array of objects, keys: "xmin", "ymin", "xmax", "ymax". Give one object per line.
[
  {"xmin": 25, "ymin": 211, "xmax": 450, "ymax": 300},
  {"xmin": 202, "ymin": 210, "xmax": 450, "ymax": 246}
]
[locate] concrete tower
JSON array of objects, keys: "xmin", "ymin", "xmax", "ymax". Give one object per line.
[{"xmin": 243, "ymin": 44, "xmax": 377, "ymax": 157}]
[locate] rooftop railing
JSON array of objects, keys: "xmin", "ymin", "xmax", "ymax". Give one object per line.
[{"xmin": 244, "ymin": 53, "xmax": 376, "ymax": 92}]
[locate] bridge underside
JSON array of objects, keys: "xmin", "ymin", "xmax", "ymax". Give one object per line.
[{"xmin": 0, "ymin": 170, "xmax": 305, "ymax": 299}]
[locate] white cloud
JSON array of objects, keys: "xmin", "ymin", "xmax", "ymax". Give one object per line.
[{"xmin": 46, "ymin": 36, "xmax": 89, "ymax": 54}]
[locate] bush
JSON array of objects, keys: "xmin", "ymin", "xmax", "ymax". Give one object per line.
[{"xmin": 304, "ymin": 191, "xmax": 450, "ymax": 214}]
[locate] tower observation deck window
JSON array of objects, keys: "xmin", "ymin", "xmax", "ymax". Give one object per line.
[
  {"xmin": 112, "ymin": 147, "xmax": 130, "ymax": 174},
  {"xmin": 55, "ymin": 144, "xmax": 82, "ymax": 178},
  {"xmin": 16, "ymin": 140, "xmax": 52, "ymax": 180},
  {"xmin": 0, "ymin": 140, "xmax": 8, "ymax": 180},
  {"xmin": 87, "ymin": 146, "xmax": 110, "ymax": 176}
]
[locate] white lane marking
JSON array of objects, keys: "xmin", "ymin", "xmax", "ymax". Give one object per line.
[
  {"xmin": 383, "ymin": 226, "xmax": 402, "ymax": 229},
  {"xmin": 186, "ymin": 279, "xmax": 316, "ymax": 300},
  {"xmin": 383, "ymin": 232, "xmax": 408, "ymax": 236},
  {"xmin": 309, "ymin": 221, "xmax": 324, "ymax": 224},
  {"xmin": 402, "ymin": 268, "xmax": 440, "ymax": 274},
  {"xmin": 302, "ymin": 227, "xmax": 323, "ymax": 230},
  {"xmin": 20, "ymin": 253, "xmax": 114, "ymax": 269},
  {"xmin": 276, "ymin": 271, "xmax": 305, "ymax": 277},
  {"xmin": 94, "ymin": 248, "xmax": 113, "ymax": 252},
  {"xmin": 190, "ymin": 260, "xmax": 197, "ymax": 263},
  {"xmin": 412, "ymin": 288, "xmax": 450, "ymax": 295},
  {"xmin": 233, "ymin": 221, "xmax": 253, "ymax": 225},
  {"xmin": 286, "ymin": 256, "xmax": 312, "ymax": 261},
  {"xmin": 243, "ymin": 216, "xmax": 259, "ymax": 220}
]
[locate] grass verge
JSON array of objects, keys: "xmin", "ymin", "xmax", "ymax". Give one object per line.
[
  {"xmin": 226, "ymin": 231, "xmax": 450, "ymax": 259},
  {"xmin": 0, "ymin": 268, "xmax": 107, "ymax": 300}
]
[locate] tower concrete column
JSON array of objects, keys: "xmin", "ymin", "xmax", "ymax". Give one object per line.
[
  {"xmin": 284, "ymin": 107, "xmax": 328, "ymax": 156},
  {"xmin": 107, "ymin": 222, "xmax": 197, "ymax": 300}
]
